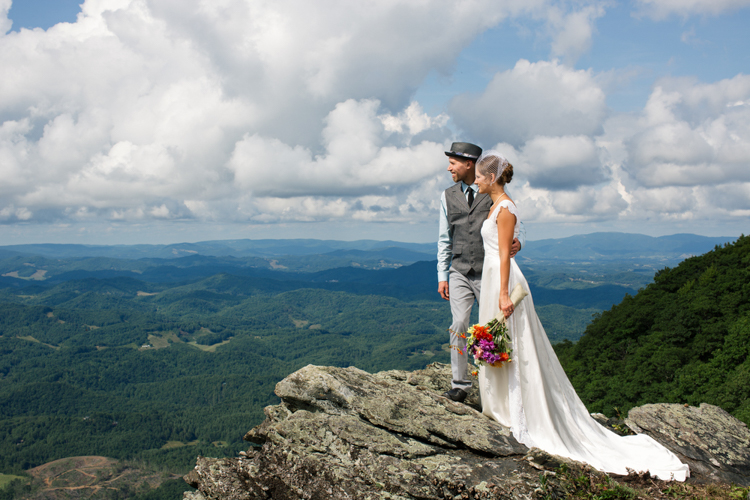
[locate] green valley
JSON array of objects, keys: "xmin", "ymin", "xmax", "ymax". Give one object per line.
[{"xmin": 0, "ymin": 232, "xmax": 742, "ymax": 498}]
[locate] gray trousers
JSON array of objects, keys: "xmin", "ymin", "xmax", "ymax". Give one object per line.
[{"xmin": 448, "ymin": 268, "xmax": 482, "ymax": 390}]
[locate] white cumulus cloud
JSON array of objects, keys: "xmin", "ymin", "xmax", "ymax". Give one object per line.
[
  {"xmin": 546, "ymin": 4, "xmax": 606, "ymax": 65},
  {"xmin": 625, "ymin": 75, "xmax": 750, "ymax": 188},
  {"xmin": 1, "ymin": 0, "xmax": 747, "ymax": 240},
  {"xmin": 449, "ymin": 60, "xmax": 607, "ymax": 148},
  {"xmin": 0, "ymin": 0, "xmax": 520, "ymax": 227}
]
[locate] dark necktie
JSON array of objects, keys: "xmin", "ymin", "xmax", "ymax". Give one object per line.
[{"xmin": 467, "ymin": 187, "xmax": 474, "ymax": 207}]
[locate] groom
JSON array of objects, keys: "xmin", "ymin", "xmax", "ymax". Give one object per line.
[{"xmin": 437, "ymin": 142, "xmax": 523, "ymax": 403}]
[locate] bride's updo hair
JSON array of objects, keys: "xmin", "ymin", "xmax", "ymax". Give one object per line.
[{"xmin": 477, "ymin": 150, "xmax": 513, "ymax": 185}]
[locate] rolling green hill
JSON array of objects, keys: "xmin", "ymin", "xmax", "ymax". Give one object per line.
[
  {"xmin": 0, "ymin": 254, "xmax": 620, "ymax": 341},
  {"xmin": 555, "ymin": 235, "xmax": 750, "ymax": 424},
  {"xmin": 0, "ymin": 283, "xmax": 455, "ymax": 474}
]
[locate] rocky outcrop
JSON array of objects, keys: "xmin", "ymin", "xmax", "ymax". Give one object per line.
[
  {"xmin": 627, "ymin": 403, "xmax": 750, "ymax": 486},
  {"xmin": 185, "ymin": 363, "xmax": 750, "ymax": 499}
]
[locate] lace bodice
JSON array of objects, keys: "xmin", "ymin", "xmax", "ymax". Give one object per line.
[{"xmin": 480, "ymin": 199, "xmax": 520, "ymax": 256}]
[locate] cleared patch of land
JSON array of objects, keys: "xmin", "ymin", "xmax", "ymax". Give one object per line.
[
  {"xmin": 17, "ymin": 336, "xmax": 59, "ymax": 350},
  {"xmin": 0, "ymin": 473, "xmax": 27, "ymax": 488},
  {"xmin": 291, "ymin": 318, "xmax": 309, "ymax": 328},
  {"xmin": 25, "ymin": 456, "xmax": 181, "ymax": 500},
  {"xmin": 160, "ymin": 440, "xmax": 199, "ymax": 450},
  {"xmin": 30, "ymin": 270, "xmax": 47, "ymax": 280},
  {"xmin": 408, "ymin": 349, "xmax": 436, "ymax": 359},
  {"xmin": 187, "ymin": 339, "xmax": 232, "ymax": 352},
  {"xmin": 142, "ymin": 332, "xmax": 182, "ymax": 349},
  {"xmin": 1, "ymin": 269, "xmax": 47, "ymax": 280}
]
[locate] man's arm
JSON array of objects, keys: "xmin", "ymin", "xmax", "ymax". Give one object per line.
[
  {"xmin": 517, "ymin": 221, "xmax": 526, "ymax": 249},
  {"xmin": 510, "ymin": 222, "xmax": 526, "ymax": 258},
  {"xmin": 437, "ymin": 191, "xmax": 451, "ymax": 300}
]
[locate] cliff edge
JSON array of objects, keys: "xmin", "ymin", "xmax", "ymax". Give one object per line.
[{"xmin": 184, "ymin": 363, "xmax": 750, "ymax": 499}]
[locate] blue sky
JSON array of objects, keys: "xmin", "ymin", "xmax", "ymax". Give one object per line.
[
  {"xmin": 1, "ymin": 0, "xmax": 749, "ymax": 244},
  {"xmin": 8, "ymin": 0, "xmax": 80, "ymax": 30}
]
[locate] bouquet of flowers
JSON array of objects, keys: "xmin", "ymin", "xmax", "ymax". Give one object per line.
[
  {"xmin": 466, "ymin": 319, "xmax": 512, "ymax": 369},
  {"xmin": 455, "ymin": 283, "xmax": 528, "ymax": 376}
]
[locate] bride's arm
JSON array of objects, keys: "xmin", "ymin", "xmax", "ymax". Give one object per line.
[{"xmin": 497, "ymin": 207, "xmax": 517, "ymax": 318}]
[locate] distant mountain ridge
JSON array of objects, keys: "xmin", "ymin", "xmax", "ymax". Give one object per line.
[
  {"xmin": 1, "ymin": 232, "xmax": 737, "ymax": 263},
  {"xmin": 0, "ymin": 239, "xmax": 436, "ymax": 260},
  {"xmin": 521, "ymin": 232, "xmax": 737, "ymax": 263}
]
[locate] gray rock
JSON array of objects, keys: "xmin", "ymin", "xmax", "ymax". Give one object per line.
[
  {"xmin": 183, "ymin": 491, "xmax": 207, "ymax": 500},
  {"xmin": 626, "ymin": 403, "xmax": 750, "ymax": 485},
  {"xmin": 186, "ymin": 363, "xmax": 750, "ymax": 499},
  {"xmin": 269, "ymin": 364, "xmax": 520, "ymax": 455},
  {"xmin": 186, "ymin": 363, "xmax": 542, "ymax": 499},
  {"xmin": 590, "ymin": 412, "xmax": 634, "ymax": 436}
]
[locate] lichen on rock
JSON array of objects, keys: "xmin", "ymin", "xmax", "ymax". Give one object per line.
[
  {"xmin": 626, "ymin": 402, "xmax": 750, "ymax": 485},
  {"xmin": 185, "ymin": 363, "xmax": 750, "ymax": 499}
]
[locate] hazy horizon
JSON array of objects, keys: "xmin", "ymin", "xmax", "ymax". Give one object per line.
[{"xmin": 0, "ymin": 229, "xmax": 741, "ymax": 248}]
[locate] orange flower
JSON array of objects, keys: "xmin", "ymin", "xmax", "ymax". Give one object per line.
[
  {"xmin": 499, "ymin": 352, "xmax": 509, "ymax": 362},
  {"xmin": 473, "ymin": 325, "xmax": 488, "ymax": 336}
]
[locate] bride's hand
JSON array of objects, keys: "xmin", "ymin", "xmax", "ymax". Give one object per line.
[{"xmin": 500, "ymin": 294, "xmax": 514, "ymax": 318}]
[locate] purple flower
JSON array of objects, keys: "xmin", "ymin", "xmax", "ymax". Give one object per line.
[
  {"xmin": 478, "ymin": 339, "xmax": 496, "ymax": 351},
  {"xmin": 485, "ymin": 353, "xmax": 501, "ymax": 365}
]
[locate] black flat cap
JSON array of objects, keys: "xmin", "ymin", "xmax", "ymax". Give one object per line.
[{"xmin": 445, "ymin": 142, "xmax": 482, "ymax": 160}]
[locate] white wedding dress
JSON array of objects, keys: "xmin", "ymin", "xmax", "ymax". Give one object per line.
[{"xmin": 478, "ymin": 200, "xmax": 689, "ymax": 481}]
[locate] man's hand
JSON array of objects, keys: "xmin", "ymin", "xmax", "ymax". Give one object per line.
[
  {"xmin": 438, "ymin": 281, "xmax": 450, "ymax": 300},
  {"xmin": 510, "ymin": 238, "xmax": 521, "ymax": 258}
]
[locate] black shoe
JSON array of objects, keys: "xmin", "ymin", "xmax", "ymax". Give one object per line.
[{"xmin": 442, "ymin": 388, "xmax": 468, "ymax": 403}]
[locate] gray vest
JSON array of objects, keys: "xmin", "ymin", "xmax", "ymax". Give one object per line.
[{"xmin": 445, "ymin": 184, "xmax": 492, "ymax": 276}]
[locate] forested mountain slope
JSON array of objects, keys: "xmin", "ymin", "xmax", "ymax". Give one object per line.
[
  {"xmin": 556, "ymin": 235, "xmax": 750, "ymax": 424},
  {"xmin": 0, "ymin": 233, "xmax": 740, "ymax": 486},
  {"xmin": 0, "ymin": 287, "xmax": 453, "ymax": 473}
]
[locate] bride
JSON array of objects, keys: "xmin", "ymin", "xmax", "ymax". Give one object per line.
[{"xmin": 473, "ymin": 150, "xmax": 689, "ymax": 481}]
